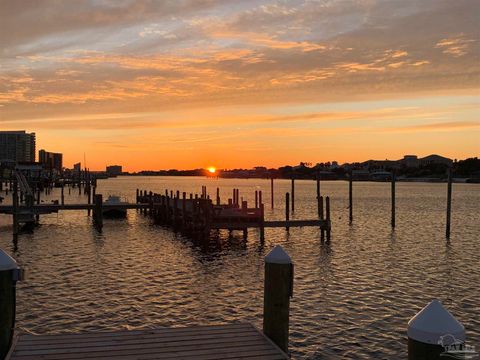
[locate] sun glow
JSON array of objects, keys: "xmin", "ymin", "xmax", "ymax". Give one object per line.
[{"xmin": 207, "ymin": 167, "xmax": 216, "ymax": 174}]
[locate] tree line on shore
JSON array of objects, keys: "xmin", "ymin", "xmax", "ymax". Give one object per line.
[{"xmin": 130, "ymin": 157, "xmax": 480, "ymax": 180}]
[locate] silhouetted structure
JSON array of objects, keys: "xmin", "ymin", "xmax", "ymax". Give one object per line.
[
  {"xmin": 39, "ymin": 149, "xmax": 63, "ymax": 171},
  {"xmin": 0, "ymin": 131, "xmax": 36, "ymax": 163},
  {"xmin": 106, "ymin": 165, "xmax": 122, "ymax": 176}
]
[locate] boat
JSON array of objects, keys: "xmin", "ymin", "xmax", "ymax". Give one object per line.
[{"xmin": 103, "ymin": 195, "xmax": 128, "ymax": 218}]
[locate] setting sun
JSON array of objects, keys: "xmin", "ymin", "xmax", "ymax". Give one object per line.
[{"xmin": 207, "ymin": 167, "xmax": 216, "ymax": 174}]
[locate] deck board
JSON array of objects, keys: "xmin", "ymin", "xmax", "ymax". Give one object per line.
[{"xmin": 8, "ymin": 323, "xmax": 288, "ymax": 360}]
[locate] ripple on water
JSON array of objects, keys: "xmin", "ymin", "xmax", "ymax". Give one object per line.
[{"xmin": 0, "ymin": 177, "xmax": 478, "ymax": 359}]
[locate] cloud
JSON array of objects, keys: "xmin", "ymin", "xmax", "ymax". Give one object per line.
[
  {"xmin": 0, "ymin": 0, "xmax": 478, "ymax": 126},
  {"xmin": 435, "ymin": 35, "xmax": 476, "ymax": 57},
  {"xmin": 380, "ymin": 121, "xmax": 480, "ymax": 133}
]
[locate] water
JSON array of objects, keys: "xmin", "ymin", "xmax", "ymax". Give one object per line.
[{"xmin": 1, "ymin": 176, "xmax": 479, "ymax": 359}]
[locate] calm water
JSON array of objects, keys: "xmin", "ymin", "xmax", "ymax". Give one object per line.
[{"xmin": 1, "ymin": 176, "xmax": 479, "ymax": 359}]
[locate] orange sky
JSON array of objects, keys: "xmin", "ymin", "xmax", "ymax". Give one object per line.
[{"xmin": 1, "ymin": 0, "xmax": 479, "ymax": 171}]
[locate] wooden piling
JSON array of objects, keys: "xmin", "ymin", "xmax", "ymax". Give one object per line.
[
  {"xmin": 87, "ymin": 185, "xmax": 91, "ymax": 216},
  {"xmin": 316, "ymin": 170, "xmax": 320, "ymax": 200},
  {"xmin": 182, "ymin": 192, "xmax": 187, "ymax": 228},
  {"xmin": 242, "ymin": 201, "xmax": 248, "ymax": 211},
  {"xmin": 326, "ymin": 196, "xmax": 331, "ymax": 242},
  {"xmin": 0, "ymin": 250, "xmax": 21, "ymax": 359},
  {"xmin": 61, "ymin": 185, "xmax": 65, "ymax": 205},
  {"xmin": 319, "ymin": 196, "xmax": 325, "ymax": 241},
  {"xmin": 291, "ymin": 178, "xmax": 295, "ymax": 212},
  {"xmin": 285, "ymin": 193, "xmax": 290, "ymax": 231},
  {"xmin": 349, "ymin": 169, "xmax": 353, "ymax": 224},
  {"xmin": 259, "ymin": 191, "xmax": 263, "ymax": 208},
  {"xmin": 255, "ymin": 191, "xmax": 258, "ymax": 209},
  {"xmin": 391, "ymin": 170, "xmax": 396, "ymax": 228},
  {"xmin": 93, "ymin": 194, "xmax": 103, "ymax": 230},
  {"xmin": 446, "ymin": 168, "xmax": 452, "ymax": 238},
  {"xmin": 260, "ymin": 203, "xmax": 265, "ymax": 241},
  {"xmin": 408, "ymin": 299, "xmax": 465, "ymax": 360},
  {"xmin": 216, "ymin": 188, "xmax": 220, "ymax": 205},
  {"xmin": 263, "ymin": 245, "xmax": 293, "ymax": 354}
]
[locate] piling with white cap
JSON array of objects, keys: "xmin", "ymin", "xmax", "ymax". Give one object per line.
[
  {"xmin": 407, "ymin": 299, "xmax": 465, "ymax": 359},
  {"xmin": 0, "ymin": 249, "xmax": 22, "ymax": 358},
  {"xmin": 263, "ymin": 245, "xmax": 293, "ymax": 354}
]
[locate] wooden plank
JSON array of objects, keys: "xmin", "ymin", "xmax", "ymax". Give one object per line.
[
  {"xmin": 16, "ymin": 331, "xmax": 261, "ymax": 351},
  {"xmin": 10, "ymin": 323, "xmax": 288, "ymax": 360},
  {"xmin": 18, "ymin": 323, "xmax": 253, "ymax": 343},
  {"xmin": 13, "ymin": 337, "xmax": 268, "ymax": 357},
  {"xmin": 11, "ymin": 344, "xmax": 282, "ymax": 360}
]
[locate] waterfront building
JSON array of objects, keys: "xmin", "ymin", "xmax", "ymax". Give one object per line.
[
  {"xmin": 106, "ymin": 165, "xmax": 122, "ymax": 176},
  {"xmin": 0, "ymin": 131, "xmax": 36, "ymax": 163},
  {"xmin": 39, "ymin": 150, "xmax": 63, "ymax": 171}
]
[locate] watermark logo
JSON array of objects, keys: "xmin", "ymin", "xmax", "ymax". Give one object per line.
[{"xmin": 438, "ymin": 334, "xmax": 478, "ymax": 359}]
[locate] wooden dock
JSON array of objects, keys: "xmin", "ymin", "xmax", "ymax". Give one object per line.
[
  {"xmin": 136, "ymin": 189, "xmax": 331, "ymax": 240},
  {"xmin": 0, "ymin": 182, "xmax": 332, "ymax": 241},
  {"xmin": 7, "ymin": 323, "xmax": 288, "ymax": 360}
]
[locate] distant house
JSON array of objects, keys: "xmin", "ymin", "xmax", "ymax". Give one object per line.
[
  {"xmin": 361, "ymin": 159, "xmax": 397, "ymax": 171},
  {"xmin": 419, "ymin": 154, "xmax": 453, "ymax": 167},
  {"xmin": 399, "ymin": 155, "xmax": 420, "ymax": 168}
]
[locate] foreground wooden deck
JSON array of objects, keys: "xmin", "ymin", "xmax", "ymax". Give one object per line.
[{"xmin": 7, "ymin": 323, "xmax": 288, "ymax": 360}]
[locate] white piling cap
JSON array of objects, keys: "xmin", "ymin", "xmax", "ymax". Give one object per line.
[
  {"xmin": 407, "ymin": 299, "xmax": 465, "ymax": 344},
  {"xmin": 0, "ymin": 249, "xmax": 18, "ymax": 271},
  {"xmin": 265, "ymin": 245, "xmax": 292, "ymax": 264}
]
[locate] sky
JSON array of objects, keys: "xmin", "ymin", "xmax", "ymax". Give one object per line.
[{"xmin": 0, "ymin": 0, "xmax": 479, "ymax": 171}]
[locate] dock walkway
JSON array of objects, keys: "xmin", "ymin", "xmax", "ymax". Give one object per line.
[{"xmin": 7, "ymin": 323, "xmax": 288, "ymax": 360}]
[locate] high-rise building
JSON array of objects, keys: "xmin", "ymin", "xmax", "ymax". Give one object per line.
[
  {"xmin": 0, "ymin": 131, "xmax": 36, "ymax": 163},
  {"xmin": 106, "ymin": 165, "xmax": 122, "ymax": 176},
  {"xmin": 39, "ymin": 149, "xmax": 63, "ymax": 171}
]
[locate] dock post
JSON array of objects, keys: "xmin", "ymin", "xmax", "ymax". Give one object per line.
[
  {"xmin": 316, "ymin": 170, "xmax": 321, "ymax": 200},
  {"xmin": 391, "ymin": 170, "xmax": 396, "ymax": 229},
  {"xmin": 173, "ymin": 196, "xmax": 178, "ymax": 229},
  {"xmin": 216, "ymin": 188, "xmax": 220, "ymax": 205},
  {"xmin": 407, "ymin": 299, "xmax": 465, "ymax": 360},
  {"xmin": 87, "ymin": 185, "xmax": 91, "ymax": 216},
  {"xmin": 270, "ymin": 177, "xmax": 274, "ymax": 209},
  {"xmin": 255, "ymin": 191, "xmax": 258, "ymax": 209},
  {"xmin": 349, "ymin": 169, "xmax": 353, "ymax": 224},
  {"xmin": 93, "ymin": 194, "xmax": 103, "ymax": 230},
  {"xmin": 61, "ymin": 185, "xmax": 65, "ymax": 206},
  {"xmin": 285, "ymin": 193, "xmax": 290, "ymax": 231},
  {"xmin": 182, "ymin": 192, "xmax": 187, "ymax": 229},
  {"xmin": 260, "ymin": 203, "xmax": 265, "ymax": 241},
  {"xmin": 242, "ymin": 200, "xmax": 248, "ymax": 211},
  {"xmin": 259, "ymin": 191, "xmax": 263, "ymax": 209},
  {"xmin": 319, "ymin": 196, "xmax": 325, "ymax": 241},
  {"xmin": 326, "ymin": 196, "xmax": 331, "ymax": 242},
  {"xmin": 0, "ymin": 250, "xmax": 22, "ymax": 359},
  {"xmin": 136, "ymin": 189, "xmax": 139, "ymax": 204},
  {"xmin": 263, "ymin": 245, "xmax": 293, "ymax": 354},
  {"xmin": 446, "ymin": 168, "xmax": 452, "ymax": 238},
  {"xmin": 291, "ymin": 178, "xmax": 295, "ymax": 212}
]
